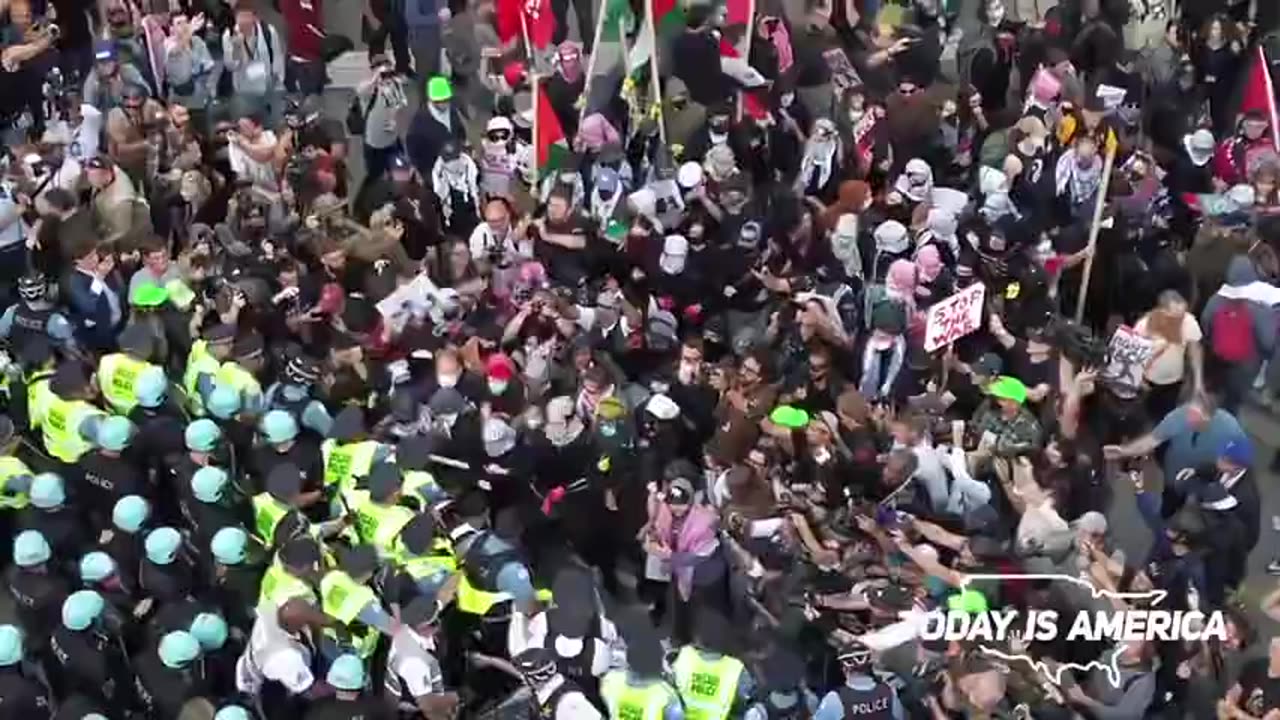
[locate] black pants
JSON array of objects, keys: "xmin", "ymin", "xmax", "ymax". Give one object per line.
[
  {"xmin": 366, "ymin": 18, "xmax": 413, "ymax": 73},
  {"xmin": 551, "ymin": 0, "xmax": 594, "ymax": 51}
]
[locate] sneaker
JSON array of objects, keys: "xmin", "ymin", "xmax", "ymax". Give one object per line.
[{"xmin": 1267, "ymin": 559, "xmax": 1280, "ymax": 576}]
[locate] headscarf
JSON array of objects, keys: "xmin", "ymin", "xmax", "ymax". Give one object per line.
[
  {"xmin": 886, "ymin": 259, "xmax": 918, "ymax": 301},
  {"xmin": 575, "ymin": 113, "xmax": 621, "ymax": 153},
  {"xmin": 893, "ymin": 158, "xmax": 934, "ymax": 203},
  {"xmin": 915, "ymin": 244, "xmax": 943, "ymax": 283},
  {"xmin": 830, "ymin": 214, "xmax": 864, "ymax": 280},
  {"xmin": 924, "ymin": 208, "xmax": 960, "ymax": 258},
  {"xmin": 797, "ymin": 119, "xmax": 841, "ymax": 192}
]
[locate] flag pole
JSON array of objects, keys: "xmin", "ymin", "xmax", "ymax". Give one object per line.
[
  {"xmin": 735, "ymin": 0, "xmax": 756, "ymax": 121},
  {"xmin": 520, "ymin": 9, "xmax": 535, "ymax": 67},
  {"xmin": 532, "ymin": 71, "xmax": 541, "ymax": 181},
  {"xmin": 644, "ymin": 0, "xmax": 666, "ymax": 147},
  {"xmin": 577, "ymin": 3, "xmax": 611, "ymax": 128},
  {"xmin": 1074, "ymin": 138, "xmax": 1117, "ymax": 324}
]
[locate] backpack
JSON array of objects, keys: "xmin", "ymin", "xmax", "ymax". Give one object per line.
[{"xmin": 1210, "ymin": 299, "xmax": 1256, "ymax": 362}]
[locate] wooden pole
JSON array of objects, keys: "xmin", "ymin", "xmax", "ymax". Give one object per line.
[
  {"xmin": 577, "ymin": 4, "xmax": 611, "ymax": 128},
  {"xmin": 519, "ymin": 7, "xmax": 534, "ymax": 67},
  {"xmin": 1073, "ymin": 137, "xmax": 1117, "ymax": 325},
  {"xmin": 644, "ymin": 0, "xmax": 666, "ymax": 146},
  {"xmin": 531, "ymin": 71, "xmax": 540, "ymax": 181}
]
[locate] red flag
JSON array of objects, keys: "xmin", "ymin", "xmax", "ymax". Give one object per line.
[
  {"xmin": 496, "ymin": 0, "xmax": 556, "ymax": 50},
  {"xmin": 1240, "ymin": 45, "xmax": 1280, "ymax": 152},
  {"xmin": 535, "ymin": 81, "xmax": 568, "ymax": 177}
]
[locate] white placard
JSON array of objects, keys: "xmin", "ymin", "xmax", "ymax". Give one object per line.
[{"xmin": 924, "ymin": 283, "xmax": 987, "ymax": 352}]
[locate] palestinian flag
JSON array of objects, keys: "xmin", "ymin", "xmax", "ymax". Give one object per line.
[
  {"xmin": 1237, "ymin": 44, "xmax": 1280, "ymax": 152},
  {"xmin": 628, "ymin": 0, "xmax": 687, "ymax": 74},
  {"xmin": 496, "ymin": 0, "xmax": 556, "ymax": 51},
  {"xmin": 535, "ymin": 79, "xmax": 569, "ymax": 178},
  {"xmin": 599, "ymin": 0, "xmax": 636, "ymax": 45}
]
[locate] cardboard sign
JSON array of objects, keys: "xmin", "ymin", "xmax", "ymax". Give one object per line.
[
  {"xmin": 924, "ymin": 283, "xmax": 987, "ymax": 352},
  {"xmin": 1101, "ymin": 325, "xmax": 1155, "ymax": 398},
  {"xmin": 376, "ymin": 273, "xmax": 447, "ymax": 334},
  {"xmin": 822, "ymin": 48, "xmax": 862, "ymax": 95}
]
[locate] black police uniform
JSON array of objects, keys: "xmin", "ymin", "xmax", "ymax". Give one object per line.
[
  {"xmin": 79, "ymin": 451, "xmax": 148, "ymax": 528},
  {"xmin": 8, "ymin": 302, "xmax": 55, "ymax": 350},
  {"xmin": 47, "ymin": 625, "xmax": 132, "ymax": 709},
  {"xmin": 180, "ymin": 495, "xmax": 248, "ymax": 558},
  {"xmin": 211, "ymin": 562, "xmax": 264, "ymax": 631},
  {"xmin": 52, "ymin": 694, "xmax": 107, "ymax": 720},
  {"xmin": 836, "ymin": 681, "xmax": 896, "ymax": 719},
  {"xmin": 17, "ymin": 505, "xmax": 89, "ymax": 562},
  {"xmin": 4, "ymin": 565, "xmax": 70, "ymax": 646},
  {"xmin": 0, "ymin": 665, "xmax": 52, "ymax": 715},
  {"xmin": 139, "ymin": 555, "xmax": 196, "ymax": 605},
  {"xmin": 126, "ymin": 401, "xmax": 188, "ymax": 471},
  {"xmin": 133, "ymin": 650, "xmax": 211, "ymax": 719}
]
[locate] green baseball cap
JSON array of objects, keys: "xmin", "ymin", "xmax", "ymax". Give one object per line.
[
  {"xmin": 131, "ymin": 283, "xmax": 169, "ymax": 308},
  {"xmin": 426, "ymin": 76, "xmax": 452, "ymax": 102},
  {"xmin": 946, "ymin": 588, "xmax": 988, "ymax": 614},
  {"xmin": 769, "ymin": 405, "xmax": 810, "ymax": 429},
  {"xmin": 988, "ymin": 376, "xmax": 1028, "ymax": 405}
]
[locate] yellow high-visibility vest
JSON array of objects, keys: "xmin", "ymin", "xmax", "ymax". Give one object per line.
[
  {"xmin": 672, "ymin": 647, "xmax": 745, "ymax": 720},
  {"xmin": 0, "ymin": 455, "xmax": 32, "ymax": 509},
  {"xmin": 183, "ymin": 340, "xmax": 222, "ymax": 416},
  {"xmin": 42, "ymin": 396, "xmax": 104, "ymax": 462},
  {"xmin": 97, "ymin": 353, "xmax": 153, "ymax": 414}
]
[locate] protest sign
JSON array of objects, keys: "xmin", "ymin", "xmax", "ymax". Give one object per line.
[
  {"xmin": 925, "ymin": 284, "xmax": 987, "ymax": 352},
  {"xmin": 1101, "ymin": 325, "xmax": 1155, "ymax": 398}
]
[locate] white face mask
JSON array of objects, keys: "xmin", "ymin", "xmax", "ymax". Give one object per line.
[
  {"xmin": 488, "ymin": 379, "xmax": 509, "ymax": 395},
  {"xmin": 437, "ymin": 373, "xmax": 459, "ymax": 388}
]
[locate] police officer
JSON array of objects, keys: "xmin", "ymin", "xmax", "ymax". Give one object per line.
[
  {"xmin": 140, "ymin": 526, "xmax": 195, "ymax": 605},
  {"xmin": 215, "ymin": 334, "xmax": 267, "ymax": 415},
  {"xmin": 0, "ymin": 624, "xmax": 52, "ymax": 715},
  {"xmin": 322, "ymin": 406, "xmax": 390, "ymax": 494},
  {"xmin": 80, "ymin": 415, "xmax": 146, "ymax": 528},
  {"xmin": 173, "ymin": 419, "xmax": 227, "ymax": 511},
  {"xmin": 8, "ymin": 338, "xmax": 55, "ymax": 434},
  {"xmin": 449, "ymin": 520, "xmax": 539, "ymax": 619},
  {"xmin": 514, "ymin": 646, "xmax": 604, "ymax": 719},
  {"xmin": 5, "ymin": 530, "xmax": 70, "ymax": 646},
  {"xmin": 183, "ymin": 465, "xmax": 247, "ymax": 553},
  {"xmin": 31, "ymin": 363, "xmax": 108, "ymax": 474},
  {"xmin": 251, "ymin": 410, "xmax": 324, "ymax": 498},
  {"xmin": 208, "ymin": 526, "xmax": 263, "ymax": 631},
  {"xmin": 600, "ymin": 619, "xmax": 684, "ymax": 720},
  {"xmin": 354, "ymin": 462, "xmax": 417, "ymax": 556},
  {"xmin": 385, "ymin": 593, "xmax": 461, "ymax": 718},
  {"xmin": 320, "ymin": 544, "xmax": 396, "ymax": 661},
  {"xmin": 80, "ymin": 550, "xmax": 138, "ymax": 615},
  {"xmin": 236, "ymin": 598, "xmax": 327, "ymax": 717},
  {"xmin": 127, "ymin": 366, "xmax": 188, "ymax": 466},
  {"xmin": 134, "ymin": 630, "xmax": 211, "ymax": 718},
  {"xmin": 47, "ymin": 590, "xmax": 132, "ymax": 710},
  {"xmin": 252, "ymin": 462, "xmax": 317, "ymax": 550},
  {"xmin": 260, "ymin": 536, "xmax": 323, "ymax": 609},
  {"xmin": 394, "ymin": 435, "xmax": 450, "ymax": 511},
  {"xmin": 184, "ymin": 324, "xmax": 235, "ymax": 417},
  {"xmin": 390, "ymin": 513, "xmax": 457, "ymax": 601},
  {"xmin": 18, "ymin": 472, "xmax": 89, "ymax": 561},
  {"xmin": 672, "ymin": 608, "xmax": 756, "ymax": 720},
  {"xmin": 509, "ymin": 568, "xmax": 615, "ymax": 708},
  {"xmin": 190, "ymin": 611, "xmax": 239, "ymax": 694},
  {"xmin": 214, "ymin": 705, "xmax": 255, "ymax": 720},
  {"xmin": 266, "ymin": 355, "xmax": 333, "ymax": 436},
  {"xmin": 0, "ymin": 273, "xmax": 74, "ymax": 350},
  {"xmin": 813, "ymin": 642, "xmax": 902, "ymax": 720},
  {"xmin": 745, "ymin": 650, "xmax": 817, "ymax": 720},
  {"xmin": 104, "ymin": 495, "xmax": 152, "ymax": 591},
  {"xmin": 0, "ymin": 416, "xmax": 32, "ymax": 511},
  {"xmin": 98, "ymin": 323, "xmax": 162, "ymax": 414},
  {"xmin": 304, "ymin": 653, "xmax": 388, "ymax": 720}
]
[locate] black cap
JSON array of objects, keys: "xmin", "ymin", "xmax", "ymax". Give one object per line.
[
  {"xmin": 329, "ymin": 406, "xmax": 366, "ymax": 441},
  {"xmin": 233, "ymin": 333, "xmax": 265, "ymax": 361},
  {"xmin": 267, "ymin": 463, "xmax": 303, "ymax": 501},
  {"xmin": 339, "ymin": 544, "xmax": 378, "ymax": 578},
  {"xmin": 368, "ymin": 462, "xmax": 403, "ymax": 502},
  {"xmin": 402, "ymin": 595, "xmax": 441, "ymax": 626},
  {"xmin": 280, "ymin": 536, "xmax": 321, "ymax": 569},
  {"xmin": 396, "ymin": 436, "xmax": 433, "ymax": 471},
  {"xmin": 50, "ymin": 362, "xmax": 90, "ymax": 396},
  {"xmin": 399, "ymin": 513, "xmax": 438, "ymax": 554}
]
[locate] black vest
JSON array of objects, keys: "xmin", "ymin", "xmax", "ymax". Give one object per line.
[
  {"xmin": 837, "ymin": 682, "xmax": 895, "ymax": 719},
  {"xmin": 10, "ymin": 303, "xmax": 53, "ymax": 344}
]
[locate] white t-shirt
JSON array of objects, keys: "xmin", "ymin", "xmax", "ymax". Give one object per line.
[
  {"xmin": 386, "ymin": 627, "xmax": 444, "ymax": 705},
  {"xmin": 1135, "ymin": 313, "xmax": 1202, "ymax": 386},
  {"xmin": 43, "ymin": 105, "xmax": 103, "ymax": 163},
  {"xmin": 228, "ymin": 130, "xmax": 279, "ymax": 189},
  {"xmin": 235, "ymin": 602, "xmax": 315, "ymax": 695}
]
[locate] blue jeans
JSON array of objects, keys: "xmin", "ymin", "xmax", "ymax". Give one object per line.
[{"xmin": 364, "ymin": 140, "xmax": 403, "ymax": 182}]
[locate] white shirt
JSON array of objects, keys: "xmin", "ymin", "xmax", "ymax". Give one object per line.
[
  {"xmin": 228, "ymin": 130, "xmax": 279, "ymax": 190},
  {"xmin": 1135, "ymin": 313, "xmax": 1202, "ymax": 386},
  {"xmin": 235, "ymin": 601, "xmax": 315, "ymax": 695},
  {"xmin": 44, "ymin": 105, "xmax": 103, "ymax": 163},
  {"xmin": 507, "ymin": 610, "xmax": 624, "ymax": 674},
  {"xmin": 386, "ymin": 627, "xmax": 445, "ymax": 706},
  {"xmin": 537, "ymin": 676, "xmax": 604, "ymax": 720},
  {"xmin": 468, "ymin": 222, "xmax": 532, "ymax": 264}
]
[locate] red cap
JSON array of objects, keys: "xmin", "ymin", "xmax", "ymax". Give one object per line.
[{"xmin": 486, "ymin": 353, "xmax": 515, "ymax": 381}]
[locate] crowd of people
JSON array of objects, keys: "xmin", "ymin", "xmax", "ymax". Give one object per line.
[{"xmin": 1, "ymin": 0, "xmax": 1280, "ymax": 717}]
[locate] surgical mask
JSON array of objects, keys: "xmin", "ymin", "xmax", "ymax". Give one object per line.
[
  {"xmin": 437, "ymin": 373, "xmax": 459, "ymax": 388},
  {"xmin": 488, "ymin": 379, "xmax": 509, "ymax": 395}
]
